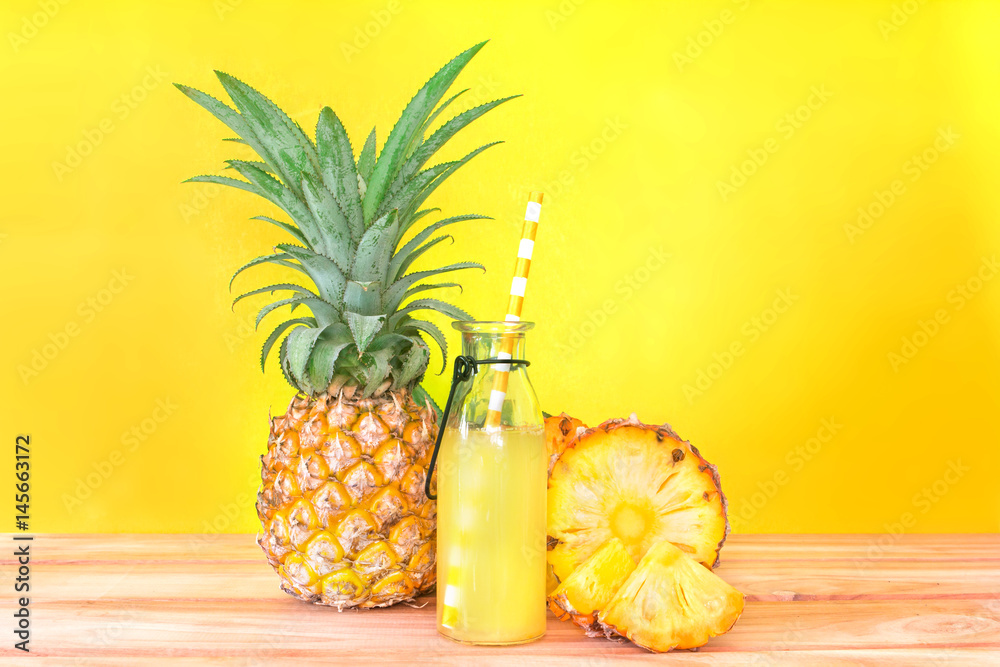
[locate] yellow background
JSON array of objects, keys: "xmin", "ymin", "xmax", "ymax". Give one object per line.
[{"xmin": 2, "ymin": 0, "xmax": 998, "ymax": 534}]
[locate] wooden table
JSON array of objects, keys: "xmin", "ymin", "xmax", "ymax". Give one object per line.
[{"xmin": 3, "ymin": 534, "xmax": 999, "ymax": 664}]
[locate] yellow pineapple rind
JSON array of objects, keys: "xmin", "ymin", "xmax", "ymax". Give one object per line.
[{"xmin": 545, "ymin": 412, "xmax": 587, "ymax": 474}]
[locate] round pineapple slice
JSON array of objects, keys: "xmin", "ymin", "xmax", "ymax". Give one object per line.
[{"xmin": 547, "ymin": 414, "xmax": 728, "ymax": 582}]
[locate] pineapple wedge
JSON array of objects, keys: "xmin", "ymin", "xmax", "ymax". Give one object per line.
[
  {"xmin": 548, "ymin": 537, "xmax": 636, "ymax": 637},
  {"xmin": 599, "ymin": 540, "xmax": 745, "ymax": 652},
  {"xmin": 548, "ymin": 414, "xmax": 728, "ymax": 582}
]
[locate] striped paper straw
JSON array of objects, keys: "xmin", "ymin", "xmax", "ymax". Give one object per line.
[{"xmin": 485, "ymin": 191, "xmax": 543, "ymax": 429}]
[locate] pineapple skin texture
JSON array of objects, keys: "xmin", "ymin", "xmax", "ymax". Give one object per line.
[
  {"xmin": 545, "ymin": 412, "xmax": 587, "ymax": 475},
  {"xmin": 257, "ymin": 387, "xmax": 437, "ymax": 609}
]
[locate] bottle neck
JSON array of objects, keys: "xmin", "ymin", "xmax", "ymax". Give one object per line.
[{"xmin": 460, "ymin": 332, "xmax": 527, "ymax": 361}]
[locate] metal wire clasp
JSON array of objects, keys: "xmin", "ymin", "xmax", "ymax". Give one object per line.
[{"xmin": 423, "ymin": 354, "xmax": 531, "ymax": 500}]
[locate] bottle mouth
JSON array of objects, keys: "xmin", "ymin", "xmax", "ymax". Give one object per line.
[{"xmin": 451, "ymin": 320, "xmax": 535, "ymax": 334}]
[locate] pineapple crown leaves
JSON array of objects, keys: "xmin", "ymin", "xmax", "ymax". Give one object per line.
[{"xmin": 177, "ymin": 42, "xmax": 517, "ymax": 397}]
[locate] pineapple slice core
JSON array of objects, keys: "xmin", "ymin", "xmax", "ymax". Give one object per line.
[{"xmin": 610, "ymin": 503, "xmax": 653, "ymax": 542}]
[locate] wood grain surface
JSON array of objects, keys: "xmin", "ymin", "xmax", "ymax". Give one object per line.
[{"xmin": 2, "ymin": 533, "xmax": 998, "ymax": 665}]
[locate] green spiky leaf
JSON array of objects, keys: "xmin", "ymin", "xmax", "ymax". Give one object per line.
[
  {"xmin": 225, "ymin": 161, "xmax": 328, "ymax": 254},
  {"xmin": 173, "ymin": 84, "xmax": 251, "ymax": 139},
  {"xmin": 250, "ymin": 215, "xmax": 307, "ymax": 245},
  {"xmin": 383, "ymin": 262, "xmax": 484, "ymax": 312},
  {"xmin": 361, "ymin": 347, "xmax": 395, "ymax": 396},
  {"xmin": 389, "ymin": 214, "xmax": 489, "ymax": 281},
  {"xmin": 304, "ymin": 323, "xmax": 353, "ymax": 390},
  {"xmin": 398, "ymin": 96, "xmax": 519, "ymax": 185},
  {"xmin": 300, "ymin": 175, "xmax": 352, "ymax": 272},
  {"xmin": 352, "ymin": 211, "xmax": 398, "ymax": 283},
  {"xmin": 396, "ymin": 343, "xmax": 430, "ymax": 389},
  {"xmin": 357, "ymin": 128, "xmax": 377, "ymax": 181},
  {"xmin": 283, "ymin": 326, "xmax": 326, "ymax": 393},
  {"xmin": 276, "ymin": 335, "xmax": 298, "ymax": 390},
  {"xmin": 345, "ymin": 312, "xmax": 385, "ymax": 355},
  {"xmin": 275, "ymin": 244, "xmax": 345, "ymax": 306},
  {"xmin": 214, "ymin": 71, "xmax": 320, "ymax": 197},
  {"xmin": 388, "ymin": 298, "xmax": 472, "ymax": 328},
  {"xmin": 316, "ymin": 107, "xmax": 365, "ymax": 242},
  {"xmin": 233, "ymin": 283, "xmax": 316, "ymax": 308},
  {"xmin": 256, "ymin": 295, "xmax": 338, "ymax": 329},
  {"xmin": 389, "ymin": 235, "xmax": 452, "ymax": 282},
  {"xmin": 230, "ymin": 252, "xmax": 301, "ymax": 289},
  {"xmin": 261, "ymin": 317, "xmax": 315, "ymax": 372},
  {"xmin": 404, "ymin": 319, "xmax": 449, "ymax": 374},
  {"xmin": 177, "ymin": 43, "xmax": 513, "ymax": 396},
  {"xmin": 362, "ymin": 42, "xmax": 486, "ymax": 224},
  {"xmin": 343, "ymin": 280, "xmax": 382, "ymax": 315},
  {"xmin": 398, "ymin": 142, "xmax": 501, "ymax": 226}
]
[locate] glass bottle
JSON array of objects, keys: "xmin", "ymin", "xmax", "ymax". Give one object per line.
[{"xmin": 435, "ymin": 321, "xmax": 547, "ymax": 644}]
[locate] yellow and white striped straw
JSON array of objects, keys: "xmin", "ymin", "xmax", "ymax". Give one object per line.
[{"xmin": 485, "ymin": 191, "xmax": 543, "ymax": 429}]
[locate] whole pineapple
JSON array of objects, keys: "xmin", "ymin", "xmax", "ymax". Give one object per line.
[{"xmin": 177, "ymin": 43, "xmax": 516, "ymax": 608}]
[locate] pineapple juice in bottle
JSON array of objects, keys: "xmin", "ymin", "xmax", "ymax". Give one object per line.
[
  {"xmin": 436, "ymin": 426, "xmax": 547, "ymax": 644},
  {"xmin": 433, "ymin": 321, "xmax": 547, "ymax": 644}
]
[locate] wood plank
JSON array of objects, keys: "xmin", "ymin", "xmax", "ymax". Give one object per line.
[
  {"xmin": 8, "ymin": 652, "xmax": 1000, "ymax": 666},
  {"xmin": 13, "ymin": 598, "xmax": 1000, "ymax": 657},
  {"xmin": 4, "ymin": 533, "xmax": 998, "ymax": 564},
  {"xmin": 19, "ymin": 558, "xmax": 1000, "ymax": 602},
  {"xmin": 0, "ymin": 533, "xmax": 262, "ymax": 564}
]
